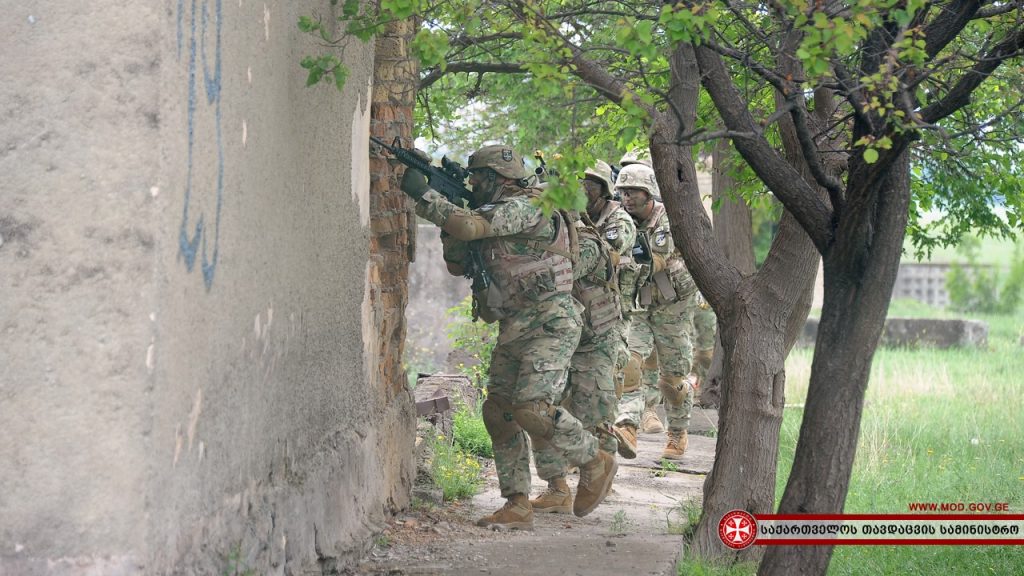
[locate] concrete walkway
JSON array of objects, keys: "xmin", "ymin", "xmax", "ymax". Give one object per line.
[{"xmin": 353, "ymin": 408, "xmax": 718, "ymax": 576}]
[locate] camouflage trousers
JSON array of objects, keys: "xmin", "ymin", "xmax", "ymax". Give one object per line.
[
  {"xmin": 486, "ymin": 295, "xmax": 599, "ymax": 498},
  {"xmin": 615, "ymin": 295, "xmax": 696, "ymax": 431},
  {"xmin": 534, "ymin": 323, "xmax": 625, "ymax": 481},
  {"xmin": 691, "ymin": 304, "xmax": 717, "ymax": 382}
]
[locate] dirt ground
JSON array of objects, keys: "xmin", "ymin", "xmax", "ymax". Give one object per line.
[{"xmin": 348, "ymin": 408, "xmax": 719, "ymax": 576}]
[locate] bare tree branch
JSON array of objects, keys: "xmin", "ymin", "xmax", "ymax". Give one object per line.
[
  {"xmin": 419, "ymin": 62, "xmax": 527, "ymax": 89},
  {"xmin": 924, "ymin": 0, "xmax": 983, "ymax": 58},
  {"xmin": 920, "ymin": 26, "xmax": 1024, "ymax": 124},
  {"xmin": 695, "ymin": 44, "xmax": 835, "ymax": 253}
]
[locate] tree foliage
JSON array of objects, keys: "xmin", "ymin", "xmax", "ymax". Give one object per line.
[{"xmin": 301, "ymin": 0, "xmax": 1023, "ymax": 573}]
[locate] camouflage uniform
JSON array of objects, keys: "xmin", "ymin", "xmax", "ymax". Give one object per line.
[
  {"xmin": 690, "ymin": 293, "xmax": 716, "ymax": 385},
  {"xmin": 589, "ymin": 198, "xmax": 638, "ymax": 399},
  {"xmin": 534, "ymin": 222, "xmax": 624, "ymax": 482},
  {"xmin": 416, "ymin": 185, "xmax": 607, "ymax": 498},
  {"xmin": 615, "ymin": 199, "xmax": 698, "ymax": 433}
]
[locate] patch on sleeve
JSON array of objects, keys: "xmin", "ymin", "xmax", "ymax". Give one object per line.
[
  {"xmin": 605, "ymin": 228, "xmax": 619, "ymax": 241},
  {"xmin": 654, "ymin": 230, "xmax": 668, "ymax": 247},
  {"xmin": 477, "ymin": 203, "xmax": 497, "ymax": 212}
]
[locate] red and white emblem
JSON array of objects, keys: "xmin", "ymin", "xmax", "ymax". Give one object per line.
[{"xmin": 718, "ymin": 509, "xmax": 757, "ymax": 550}]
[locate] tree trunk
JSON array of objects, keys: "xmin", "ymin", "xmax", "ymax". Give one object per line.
[
  {"xmin": 690, "ymin": 207, "xmax": 818, "ymax": 561},
  {"xmin": 759, "ymin": 153, "xmax": 911, "ymax": 575},
  {"xmin": 702, "ymin": 138, "xmax": 755, "ymax": 408},
  {"xmin": 655, "ymin": 44, "xmax": 819, "ymax": 562}
]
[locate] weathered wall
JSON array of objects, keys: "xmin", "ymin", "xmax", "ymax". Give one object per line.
[{"xmin": 0, "ymin": 1, "xmax": 414, "ymax": 574}]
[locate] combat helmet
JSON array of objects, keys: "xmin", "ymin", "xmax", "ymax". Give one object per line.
[
  {"xmin": 584, "ymin": 160, "xmax": 613, "ymax": 199},
  {"xmin": 619, "ymin": 148, "xmax": 652, "ymax": 168},
  {"xmin": 615, "ymin": 163, "xmax": 657, "ymax": 196},
  {"xmin": 468, "ymin": 145, "xmax": 528, "ymax": 179}
]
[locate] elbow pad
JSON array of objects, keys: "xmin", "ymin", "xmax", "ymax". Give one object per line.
[{"xmin": 443, "ymin": 212, "xmax": 493, "ymax": 241}]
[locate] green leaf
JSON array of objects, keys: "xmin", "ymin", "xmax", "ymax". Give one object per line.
[
  {"xmin": 636, "ymin": 20, "xmax": 654, "ymax": 44},
  {"xmin": 333, "ymin": 65, "xmax": 350, "ymax": 91},
  {"xmin": 297, "ymin": 15, "xmax": 318, "ymax": 33},
  {"xmin": 306, "ymin": 67, "xmax": 324, "ymax": 87},
  {"xmin": 863, "ymin": 148, "xmax": 879, "ymax": 164}
]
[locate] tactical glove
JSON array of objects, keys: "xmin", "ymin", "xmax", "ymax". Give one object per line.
[
  {"xmin": 400, "ymin": 166, "xmax": 430, "ymax": 200},
  {"xmin": 397, "ymin": 147, "xmax": 434, "ymax": 199}
]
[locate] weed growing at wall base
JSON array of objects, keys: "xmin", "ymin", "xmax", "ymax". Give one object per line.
[
  {"xmin": 429, "ymin": 434, "xmax": 483, "ymax": 501},
  {"xmin": 453, "ymin": 405, "xmax": 493, "ymax": 458}
]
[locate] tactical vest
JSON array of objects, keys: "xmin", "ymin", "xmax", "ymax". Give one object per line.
[
  {"xmin": 592, "ymin": 200, "xmax": 628, "ymax": 258},
  {"xmin": 573, "ymin": 225, "xmax": 622, "ymax": 339},
  {"xmin": 472, "ymin": 189, "xmax": 574, "ymax": 323},
  {"xmin": 636, "ymin": 202, "xmax": 696, "ymax": 307}
]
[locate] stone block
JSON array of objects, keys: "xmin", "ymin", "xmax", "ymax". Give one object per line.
[{"xmin": 800, "ymin": 317, "xmax": 988, "ymax": 349}]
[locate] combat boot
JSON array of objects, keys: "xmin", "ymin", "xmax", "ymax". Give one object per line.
[
  {"xmin": 530, "ymin": 477, "xmax": 572, "ymax": 514},
  {"xmin": 574, "ymin": 450, "xmax": 618, "ymax": 517},
  {"xmin": 613, "ymin": 424, "xmax": 638, "ymax": 459},
  {"xmin": 476, "ymin": 494, "xmax": 534, "ymax": 530},
  {"xmin": 662, "ymin": 429, "xmax": 688, "ymax": 460},
  {"xmin": 640, "ymin": 407, "xmax": 665, "ymax": 434}
]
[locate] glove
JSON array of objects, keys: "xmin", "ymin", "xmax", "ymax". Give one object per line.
[
  {"xmin": 400, "ymin": 167, "xmax": 429, "ymax": 200},
  {"xmin": 399, "ymin": 148, "xmax": 432, "ymax": 200}
]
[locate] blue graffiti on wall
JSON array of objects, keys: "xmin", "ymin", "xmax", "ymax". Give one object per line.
[{"xmin": 177, "ymin": 0, "xmax": 223, "ymax": 289}]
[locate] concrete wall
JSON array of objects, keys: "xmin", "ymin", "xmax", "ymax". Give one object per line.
[{"xmin": 0, "ymin": 1, "xmax": 414, "ymax": 574}]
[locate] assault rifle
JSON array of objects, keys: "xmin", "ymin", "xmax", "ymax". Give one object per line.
[
  {"xmin": 370, "ymin": 136, "xmax": 472, "ymax": 205},
  {"xmin": 632, "ymin": 232, "xmax": 652, "ymax": 265},
  {"xmin": 370, "ymin": 136, "xmax": 491, "ymax": 293}
]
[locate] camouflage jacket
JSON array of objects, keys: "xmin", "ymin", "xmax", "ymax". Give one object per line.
[{"xmin": 415, "ymin": 185, "xmax": 573, "ymax": 323}]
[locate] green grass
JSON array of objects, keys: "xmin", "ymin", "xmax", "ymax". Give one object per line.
[
  {"xmin": 777, "ymin": 301, "xmax": 1024, "ymax": 575},
  {"xmin": 453, "ymin": 405, "xmax": 493, "ymax": 458},
  {"xmin": 428, "ymin": 433, "xmax": 483, "ymax": 501},
  {"xmin": 904, "ymin": 234, "xmax": 1021, "ymax": 267}
]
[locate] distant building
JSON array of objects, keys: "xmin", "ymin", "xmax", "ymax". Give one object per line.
[{"xmin": 892, "ymin": 263, "xmax": 954, "ymax": 307}]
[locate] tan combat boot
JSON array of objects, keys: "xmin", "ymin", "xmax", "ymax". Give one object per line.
[
  {"xmin": 613, "ymin": 424, "xmax": 638, "ymax": 459},
  {"xmin": 476, "ymin": 494, "xmax": 534, "ymax": 530},
  {"xmin": 574, "ymin": 450, "xmax": 618, "ymax": 517},
  {"xmin": 662, "ymin": 429, "xmax": 688, "ymax": 460},
  {"xmin": 530, "ymin": 477, "xmax": 572, "ymax": 514},
  {"xmin": 640, "ymin": 407, "xmax": 665, "ymax": 434}
]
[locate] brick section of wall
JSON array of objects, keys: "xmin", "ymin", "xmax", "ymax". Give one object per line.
[
  {"xmin": 366, "ymin": 19, "xmax": 419, "ymax": 518},
  {"xmin": 370, "ymin": 20, "xmax": 418, "ymax": 402}
]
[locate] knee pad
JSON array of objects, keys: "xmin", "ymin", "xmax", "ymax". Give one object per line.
[
  {"xmin": 482, "ymin": 396, "xmax": 520, "ymax": 444},
  {"xmin": 658, "ymin": 374, "xmax": 688, "ymax": 407},
  {"xmin": 511, "ymin": 400, "xmax": 557, "ymax": 441},
  {"xmin": 643, "ymin": 349, "xmax": 659, "ymax": 371},
  {"xmin": 621, "ymin": 352, "xmax": 643, "ymax": 394}
]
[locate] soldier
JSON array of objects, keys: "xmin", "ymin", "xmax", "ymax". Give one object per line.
[
  {"xmin": 530, "ymin": 165, "xmax": 632, "ymax": 514},
  {"xmin": 612, "ymin": 163, "xmax": 699, "ymax": 461},
  {"xmin": 399, "ymin": 145, "xmax": 617, "ymax": 529},
  {"xmin": 582, "ymin": 160, "xmax": 638, "ymax": 398},
  {"xmin": 690, "ymin": 292, "xmax": 717, "ymax": 394},
  {"xmin": 617, "ymin": 150, "xmax": 669, "ymax": 435}
]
